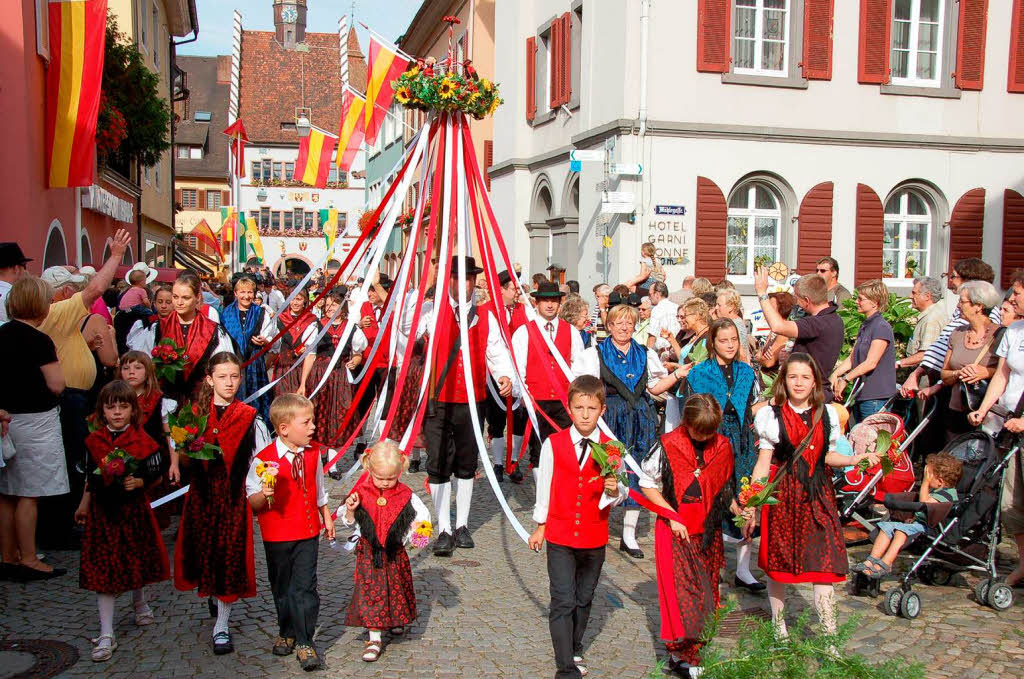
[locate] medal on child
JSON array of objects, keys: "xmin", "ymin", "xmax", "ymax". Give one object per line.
[{"xmin": 377, "ymin": 496, "xmax": 387, "ymax": 506}]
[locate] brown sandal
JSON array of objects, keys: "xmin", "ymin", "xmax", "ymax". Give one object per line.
[{"xmin": 362, "ymin": 640, "xmax": 382, "ymax": 662}]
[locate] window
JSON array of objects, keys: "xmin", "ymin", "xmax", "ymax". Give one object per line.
[
  {"xmin": 140, "ymin": 0, "xmax": 148, "ymax": 49},
  {"xmin": 338, "ymin": 170, "xmax": 348, "ymax": 185},
  {"xmin": 733, "ymin": 0, "xmax": 789, "ymax": 76},
  {"xmin": 189, "ymin": 146, "xmax": 203, "ymax": 159},
  {"xmin": 726, "ymin": 183, "xmax": 781, "ymax": 276},
  {"xmin": 891, "ymin": 0, "xmax": 944, "ymax": 87},
  {"xmin": 261, "ymin": 159, "xmax": 272, "ymax": 181},
  {"xmin": 294, "ymin": 209, "xmax": 304, "ymax": 229},
  {"xmin": 154, "ymin": 162, "xmax": 161, "ymax": 191},
  {"xmin": 271, "ymin": 211, "xmax": 282, "ymax": 230},
  {"xmin": 883, "ymin": 190, "xmax": 931, "ymax": 279},
  {"xmin": 272, "ymin": 162, "xmax": 283, "ymax": 181},
  {"xmin": 283, "ymin": 211, "xmax": 293, "ymax": 230},
  {"xmin": 207, "ymin": 190, "xmax": 222, "ymax": 209},
  {"xmin": 281, "ymin": 122, "xmax": 296, "ymax": 132},
  {"xmin": 181, "ymin": 189, "xmax": 197, "ymax": 208},
  {"xmin": 250, "ymin": 161, "xmax": 261, "ymax": 180},
  {"xmin": 260, "ymin": 207, "xmax": 270, "ymax": 228},
  {"xmin": 144, "ymin": 166, "xmax": 151, "ymax": 185},
  {"xmin": 177, "ymin": 145, "xmax": 189, "ymax": 159},
  {"xmin": 43, "ymin": 221, "xmax": 67, "ymax": 269},
  {"xmin": 194, "ymin": 111, "xmax": 212, "ymax": 122},
  {"xmin": 328, "ymin": 166, "xmax": 338, "ymax": 184},
  {"xmin": 285, "ymin": 162, "xmax": 295, "ymax": 180},
  {"xmin": 152, "ymin": 6, "xmax": 159, "ymax": 63},
  {"xmin": 304, "ymin": 212, "xmax": 316, "ymax": 230}
]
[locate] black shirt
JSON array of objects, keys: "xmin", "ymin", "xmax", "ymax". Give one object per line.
[
  {"xmin": 793, "ymin": 304, "xmax": 844, "ymax": 400},
  {"xmin": 0, "ymin": 320, "xmax": 60, "ymax": 413}
]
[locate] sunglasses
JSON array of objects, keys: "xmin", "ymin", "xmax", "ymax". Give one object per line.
[{"xmin": 815, "ymin": 268, "xmax": 830, "ymax": 273}]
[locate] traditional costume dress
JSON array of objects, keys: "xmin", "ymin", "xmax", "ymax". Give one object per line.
[
  {"xmin": 753, "ymin": 402, "xmax": 847, "ymax": 583},
  {"xmin": 642, "ymin": 428, "xmax": 735, "ymax": 666},
  {"xmin": 221, "ymin": 300, "xmax": 275, "ymax": 421},
  {"xmin": 341, "ymin": 476, "xmax": 430, "ymax": 630},
  {"xmin": 313, "ymin": 320, "xmax": 367, "ymax": 449},
  {"xmin": 272, "ymin": 309, "xmax": 318, "ymax": 397},
  {"xmin": 80, "ymin": 426, "xmax": 169, "ymax": 593},
  {"xmin": 137, "ymin": 389, "xmax": 177, "ymax": 528},
  {"xmin": 174, "ymin": 400, "xmax": 271, "ymax": 602}
]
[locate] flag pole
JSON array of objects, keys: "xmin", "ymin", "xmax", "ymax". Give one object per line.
[{"xmin": 358, "ymin": 21, "xmax": 415, "ymax": 62}]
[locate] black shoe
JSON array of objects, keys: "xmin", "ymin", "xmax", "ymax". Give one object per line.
[
  {"xmin": 408, "ymin": 459, "xmax": 421, "ymax": 473},
  {"xmin": 272, "ymin": 636, "xmax": 296, "ymax": 656},
  {"xmin": 296, "ymin": 645, "xmax": 323, "ymax": 671},
  {"xmin": 13, "ymin": 564, "xmax": 67, "ymax": 581},
  {"xmin": 454, "ymin": 526, "xmax": 475, "ymax": 549},
  {"xmin": 493, "ymin": 464, "xmax": 504, "ymax": 482},
  {"xmin": 734, "ymin": 575, "xmax": 767, "ymax": 592},
  {"xmin": 666, "ymin": 656, "xmax": 697, "ymax": 677},
  {"xmin": 328, "ymin": 468, "xmax": 343, "ymax": 481},
  {"xmin": 213, "ymin": 631, "xmax": 234, "ymax": 655},
  {"xmin": 433, "ymin": 531, "xmax": 455, "ymax": 557},
  {"xmin": 508, "ymin": 466, "xmax": 524, "ymax": 484},
  {"xmin": 619, "ymin": 539, "xmax": 644, "ymax": 559},
  {"xmin": 207, "ymin": 596, "xmax": 217, "ymax": 618}
]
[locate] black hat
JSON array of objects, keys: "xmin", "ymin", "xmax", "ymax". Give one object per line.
[
  {"xmin": 608, "ymin": 291, "xmax": 641, "ymax": 308},
  {"xmin": 449, "ymin": 256, "xmax": 483, "ymax": 276},
  {"xmin": 626, "ymin": 293, "xmax": 643, "ymax": 308},
  {"xmin": 0, "ymin": 242, "xmax": 31, "ymax": 269},
  {"xmin": 530, "ymin": 281, "xmax": 565, "ymax": 299},
  {"xmin": 497, "ymin": 270, "xmax": 514, "ymax": 286},
  {"xmin": 377, "ymin": 273, "xmax": 393, "ymax": 290}
]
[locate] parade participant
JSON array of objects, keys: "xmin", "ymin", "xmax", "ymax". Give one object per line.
[
  {"xmin": 314, "ymin": 287, "xmax": 367, "ymax": 456},
  {"xmin": 272, "ymin": 287, "xmax": 318, "ymax": 398},
  {"xmin": 487, "ymin": 270, "xmax": 530, "ymax": 482},
  {"xmin": 176, "ymin": 353, "xmax": 271, "ymax": 655},
  {"xmin": 353, "ymin": 275, "xmax": 392, "ymax": 431},
  {"xmin": 422, "ymin": 256, "xmax": 514, "ymax": 557},
  {"xmin": 247, "ymin": 394, "xmax": 335, "ymax": 671},
  {"xmin": 120, "ymin": 285, "xmax": 172, "ymax": 355},
  {"xmin": 511, "ymin": 281, "xmax": 586, "ymax": 484},
  {"xmin": 577, "ymin": 304, "xmax": 690, "ymax": 559},
  {"xmin": 75, "ymin": 381, "xmax": 169, "ymax": 662},
  {"xmin": 341, "ymin": 440, "xmax": 431, "ymax": 662},
  {"xmin": 528, "ymin": 375, "xmax": 625, "ymax": 679},
  {"xmin": 498, "ymin": 269, "xmax": 529, "ymax": 332},
  {"xmin": 680, "ymin": 319, "xmax": 765, "ymax": 592},
  {"xmin": 750, "ymin": 353, "xmax": 880, "ymax": 638},
  {"xmin": 221, "ymin": 274, "xmax": 275, "ymax": 421},
  {"xmin": 127, "ymin": 272, "xmax": 233, "ymax": 402},
  {"xmin": 641, "ymin": 394, "xmax": 740, "ymax": 677}
]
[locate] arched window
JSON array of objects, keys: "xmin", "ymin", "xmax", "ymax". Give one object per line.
[
  {"xmin": 883, "ymin": 189, "xmax": 931, "ymax": 279},
  {"xmin": 727, "ymin": 182, "xmax": 781, "ymax": 276},
  {"xmin": 80, "ymin": 229, "xmax": 93, "ymax": 265},
  {"xmin": 43, "ymin": 221, "xmax": 67, "ymax": 269}
]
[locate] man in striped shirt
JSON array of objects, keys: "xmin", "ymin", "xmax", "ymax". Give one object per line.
[{"xmin": 590, "ymin": 283, "xmax": 611, "ymax": 341}]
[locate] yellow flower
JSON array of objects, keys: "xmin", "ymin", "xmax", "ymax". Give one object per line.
[
  {"xmin": 395, "ymin": 86, "xmax": 413, "ymax": 105},
  {"xmin": 255, "ymin": 462, "xmax": 266, "ymax": 477},
  {"xmin": 170, "ymin": 426, "xmax": 188, "ymax": 445},
  {"xmin": 406, "ymin": 65, "xmax": 420, "ymax": 79},
  {"xmin": 479, "ymin": 78, "xmax": 493, "ymax": 91},
  {"xmin": 486, "ymin": 97, "xmax": 501, "ymax": 115},
  {"xmin": 438, "ymin": 77, "xmax": 456, "ymax": 100}
]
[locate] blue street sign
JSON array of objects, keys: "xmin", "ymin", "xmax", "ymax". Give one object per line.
[{"xmin": 570, "ymin": 160, "xmax": 582, "ymax": 172}]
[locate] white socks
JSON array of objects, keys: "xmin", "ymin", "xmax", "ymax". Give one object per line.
[
  {"xmin": 214, "ymin": 599, "xmax": 232, "ymax": 636},
  {"xmin": 512, "ymin": 435, "xmax": 523, "ymax": 461},
  {"xmin": 622, "ymin": 510, "xmax": 641, "ymax": 550},
  {"xmin": 430, "ymin": 482, "xmax": 452, "ymax": 534},
  {"xmin": 813, "ymin": 584, "xmax": 837, "ymax": 635},
  {"xmin": 98, "ymin": 594, "xmax": 115, "ymax": 638},
  {"xmin": 490, "ymin": 437, "xmax": 506, "ymax": 466},
  {"xmin": 455, "ymin": 478, "xmax": 473, "ymax": 529},
  {"xmin": 767, "ymin": 579, "xmax": 788, "ymax": 639},
  {"xmin": 735, "ymin": 542, "xmax": 758, "ymax": 584},
  {"xmin": 368, "ymin": 629, "xmax": 382, "ymax": 643}
]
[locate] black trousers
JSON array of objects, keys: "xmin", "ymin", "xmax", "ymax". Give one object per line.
[
  {"xmin": 424, "ymin": 401, "xmax": 484, "ymax": 483},
  {"xmin": 485, "ymin": 381, "xmax": 527, "ymax": 440},
  {"xmin": 264, "ymin": 537, "xmax": 320, "ymax": 646},
  {"xmin": 547, "ymin": 543, "xmax": 606, "ymax": 679},
  {"xmin": 529, "ymin": 400, "xmax": 573, "ymax": 468}
]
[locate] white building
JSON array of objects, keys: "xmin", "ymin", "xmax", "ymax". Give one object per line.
[{"xmin": 490, "ymin": 0, "xmax": 1024, "ymax": 295}]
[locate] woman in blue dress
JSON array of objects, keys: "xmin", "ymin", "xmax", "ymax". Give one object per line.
[
  {"xmin": 578, "ymin": 304, "xmax": 689, "ymax": 558},
  {"xmin": 681, "ymin": 318, "xmax": 766, "ymax": 592},
  {"xmin": 220, "ymin": 275, "xmax": 275, "ymax": 421}
]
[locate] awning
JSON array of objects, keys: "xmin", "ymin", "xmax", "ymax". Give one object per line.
[{"xmin": 173, "ymin": 240, "xmax": 220, "ymax": 275}]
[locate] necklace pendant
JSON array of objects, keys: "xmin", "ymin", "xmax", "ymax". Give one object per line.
[
  {"xmin": 376, "ymin": 496, "xmax": 387, "ymax": 506},
  {"xmin": 693, "ymin": 468, "xmax": 701, "ymax": 477}
]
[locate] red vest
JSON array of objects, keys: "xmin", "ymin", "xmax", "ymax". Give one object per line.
[
  {"xmin": 545, "ymin": 429, "xmax": 612, "ymax": 549},
  {"xmin": 525, "ymin": 318, "xmax": 572, "ymax": 401},
  {"xmin": 434, "ymin": 302, "xmax": 490, "ymax": 403},
  {"xmin": 253, "ymin": 442, "xmax": 323, "ymax": 542},
  {"xmin": 506, "ymin": 303, "xmax": 528, "ymax": 334}
]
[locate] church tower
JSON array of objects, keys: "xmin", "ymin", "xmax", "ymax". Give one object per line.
[{"xmin": 273, "ymin": 0, "xmax": 307, "ymax": 48}]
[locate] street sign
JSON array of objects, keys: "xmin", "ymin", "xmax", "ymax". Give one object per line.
[
  {"xmin": 570, "ymin": 160, "xmax": 582, "ymax": 172},
  {"xmin": 603, "ymin": 191, "xmax": 634, "ymax": 203},
  {"xmin": 601, "ymin": 201, "xmax": 634, "ymax": 214},
  {"xmin": 569, "ymin": 149, "xmax": 604, "ymax": 162},
  {"xmin": 655, "ymin": 205, "xmax": 686, "ymax": 215},
  {"xmin": 610, "ymin": 163, "xmax": 643, "ymax": 176}
]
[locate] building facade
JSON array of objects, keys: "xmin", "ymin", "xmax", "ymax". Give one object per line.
[
  {"xmin": 231, "ymin": 1, "xmax": 368, "ymax": 276},
  {"xmin": 490, "ymin": 0, "xmax": 1024, "ymax": 296}
]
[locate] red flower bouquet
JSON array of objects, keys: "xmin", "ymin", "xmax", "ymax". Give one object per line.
[
  {"xmin": 93, "ymin": 448, "xmax": 138, "ymax": 484},
  {"xmin": 151, "ymin": 338, "xmax": 187, "ymax": 383},
  {"xmin": 587, "ymin": 439, "xmax": 629, "ymax": 486},
  {"xmin": 733, "ymin": 476, "xmax": 780, "ymax": 528},
  {"xmin": 168, "ymin": 402, "xmax": 222, "ymax": 461}
]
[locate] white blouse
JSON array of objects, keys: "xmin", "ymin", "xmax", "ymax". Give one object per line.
[
  {"xmin": 575, "ymin": 345, "xmax": 668, "ymax": 386},
  {"xmin": 340, "ymin": 491, "xmax": 432, "ymax": 545},
  {"xmin": 753, "ymin": 402, "xmax": 840, "ymax": 453}
]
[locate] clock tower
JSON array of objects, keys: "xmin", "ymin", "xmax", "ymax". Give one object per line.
[{"xmin": 273, "ymin": 0, "xmax": 307, "ymax": 48}]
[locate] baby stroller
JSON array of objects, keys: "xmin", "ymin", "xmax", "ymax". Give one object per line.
[{"xmin": 862, "ymin": 427, "xmax": 1021, "ymax": 618}]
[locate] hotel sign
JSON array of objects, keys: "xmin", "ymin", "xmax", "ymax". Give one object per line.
[{"xmin": 81, "ymin": 185, "xmax": 134, "ymax": 223}]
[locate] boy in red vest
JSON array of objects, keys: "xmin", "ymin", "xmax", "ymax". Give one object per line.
[
  {"xmin": 528, "ymin": 375, "xmax": 625, "ymax": 679},
  {"xmin": 247, "ymin": 394, "xmax": 336, "ymax": 671},
  {"xmin": 512, "ymin": 280, "xmax": 585, "ymax": 486}
]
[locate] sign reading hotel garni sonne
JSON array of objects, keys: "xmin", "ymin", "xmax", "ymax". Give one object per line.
[{"xmin": 647, "ymin": 209, "xmax": 689, "ymax": 262}]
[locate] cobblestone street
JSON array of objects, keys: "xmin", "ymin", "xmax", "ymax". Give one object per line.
[{"xmin": 2, "ymin": 468, "xmax": 1022, "ymax": 678}]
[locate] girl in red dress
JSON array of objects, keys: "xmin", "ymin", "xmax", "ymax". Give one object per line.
[
  {"xmin": 174, "ymin": 352, "xmax": 271, "ymax": 655},
  {"xmin": 341, "ymin": 440, "xmax": 431, "ymax": 663},
  {"xmin": 75, "ymin": 381, "xmax": 169, "ymax": 662},
  {"xmin": 274, "ymin": 289, "xmax": 319, "ymax": 398},
  {"xmin": 750, "ymin": 353, "xmax": 880, "ymax": 638},
  {"xmin": 641, "ymin": 394, "xmax": 742, "ymax": 676}
]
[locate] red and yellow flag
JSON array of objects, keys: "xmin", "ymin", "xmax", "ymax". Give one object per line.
[
  {"xmin": 222, "ymin": 120, "xmax": 249, "ymax": 178},
  {"xmin": 336, "ymin": 87, "xmax": 365, "ymax": 173},
  {"xmin": 364, "ymin": 35, "xmax": 409, "ymax": 148},
  {"xmin": 45, "ymin": 0, "xmax": 108, "ymax": 188},
  {"xmin": 294, "ymin": 128, "xmax": 338, "ymax": 189},
  {"xmin": 192, "ymin": 219, "xmax": 222, "ymax": 259}
]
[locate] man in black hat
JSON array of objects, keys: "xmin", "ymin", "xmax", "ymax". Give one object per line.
[
  {"xmin": 0, "ymin": 243, "xmax": 32, "ymax": 324},
  {"xmin": 487, "ymin": 270, "xmax": 529, "ymax": 482},
  {"xmin": 511, "ymin": 281, "xmax": 584, "ymax": 484},
  {"xmin": 423, "ymin": 255, "xmax": 514, "ymax": 556}
]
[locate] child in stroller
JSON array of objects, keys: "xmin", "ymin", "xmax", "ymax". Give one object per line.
[{"xmin": 850, "ymin": 452, "xmax": 962, "ymax": 579}]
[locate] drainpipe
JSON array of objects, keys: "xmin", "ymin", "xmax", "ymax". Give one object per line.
[{"xmin": 636, "ymin": 0, "xmax": 650, "ymax": 250}]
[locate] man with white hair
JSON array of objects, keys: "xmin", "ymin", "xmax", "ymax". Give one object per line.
[
  {"xmin": 898, "ymin": 276, "xmax": 948, "ymax": 371},
  {"xmin": 645, "ymin": 282, "xmax": 679, "ymax": 351},
  {"xmin": 634, "ymin": 296, "xmax": 652, "ymax": 345}
]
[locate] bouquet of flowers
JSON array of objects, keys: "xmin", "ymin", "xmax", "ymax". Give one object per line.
[
  {"xmin": 168, "ymin": 402, "xmax": 221, "ymax": 461},
  {"xmin": 151, "ymin": 338, "xmax": 187, "ymax": 382},
  {"xmin": 93, "ymin": 448, "xmax": 138, "ymax": 484},
  {"xmin": 733, "ymin": 475, "xmax": 780, "ymax": 528},
  {"xmin": 587, "ymin": 440, "xmax": 629, "ymax": 486},
  {"xmin": 393, "ymin": 60, "xmax": 503, "ymax": 119},
  {"xmin": 254, "ymin": 460, "xmax": 280, "ymax": 505},
  {"xmin": 410, "ymin": 520, "xmax": 433, "ymax": 549}
]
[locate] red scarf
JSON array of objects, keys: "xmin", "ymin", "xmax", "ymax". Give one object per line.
[
  {"xmin": 662, "ymin": 428, "xmax": 734, "ymax": 522},
  {"xmin": 278, "ymin": 310, "xmax": 316, "ymax": 351},
  {"xmin": 159, "ymin": 312, "xmax": 218, "ymax": 380},
  {"xmin": 85, "ymin": 426, "xmax": 159, "ymax": 465},
  {"xmin": 348, "ymin": 476, "xmax": 414, "ymax": 546},
  {"xmin": 780, "ymin": 402, "xmax": 825, "ymax": 475},
  {"xmin": 204, "ymin": 400, "xmax": 258, "ymax": 468},
  {"xmin": 137, "ymin": 389, "xmax": 163, "ymax": 423}
]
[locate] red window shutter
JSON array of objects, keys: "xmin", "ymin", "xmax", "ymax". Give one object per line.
[
  {"xmin": 797, "ymin": 182, "xmax": 834, "ymax": 273},
  {"xmin": 561, "ymin": 13, "xmax": 572, "ymax": 104},
  {"xmin": 696, "ymin": 0, "xmax": 731, "ymax": 73},
  {"xmin": 949, "ymin": 188, "xmax": 986, "ymax": 268},
  {"xmin": 222, "ymin": 190, "xmax": 231, "ymax": 206},
  {"xmin": 526, "ymin": 37, "xmax": 537, "ymax": 122},
  {"xmin": 197, "ymin": 189, "xmax": 206, "ymax": 210},
  {"xmin": 1003, "ymin": 189, "xmax": 1024, "ymax": 288},
  {"xmin": 956, "ymin": 0, "xmax": 989, "ymax": 90},
  {"xmin": 858, "ymin": 0, "xmax": 892, "ymax": 84},
  {"xmin": 694, "ymin": 177, "xmax": 728, "ymax": 280},
  {"xmin": 174, "ymin": 189, "xmax": 182, "ymax": 207},
  {"xmin": 1009, "ymin": 0, "xmax": 1024, "ymax": 92},
  {"xmin": 855, "ymin": 184, "xmax": 884, "ymax": 285},
  {"xmin": 483, "ymin": 140, "xmax": 493, "ymax": 191},
  {"xmin": 802, "ymin": 0, "xmax": 834, "ymax": 80},
  {"xmin": 549, "ymin": 25, "xmax": 561, "ymax": 109}
]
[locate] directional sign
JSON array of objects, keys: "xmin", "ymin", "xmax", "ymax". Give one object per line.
[
  {"xmin": 601, "ymin": 202, "xmax": 634, "ymax": 214},
  {"xmin": 603, "ymin": 191, "xmax": 634, "ymax": 203},
  {"xmin": 609, "ymin": 163, "xmax": 643, "ymax": 176},
  {"xmin": 569, "ymin": 149, "xmax": 604, "ymax": 162},
  {"xmin": 569, "ymin": 160, "xmax": 582, "ymax": 172}
]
